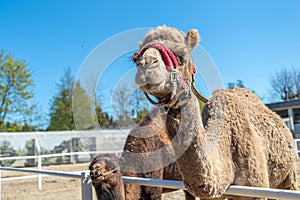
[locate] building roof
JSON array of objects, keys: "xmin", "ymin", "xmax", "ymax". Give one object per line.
[{"xmin": 266, "ymin": 99, "xmax": 300, "ymax": 110}]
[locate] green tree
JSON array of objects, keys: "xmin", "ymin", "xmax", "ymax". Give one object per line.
[
  {"xmin": 0, "ymin": 50, "xmax": 36, "ymax": 127},
  {"xmin": 47, "ymin": 68, "xmax": 75, "ymax": 130},
  {"xmin": 48, "ymin": 68, "xmax": 97, "ymax": 130},
  {"xmin": 136, "ymin": 107, "xmax": 148, "ymax": 123},
  {"xmin": 72, "ymin": 81, "xmax": 98, "ymax": 129},
  {"xmin": 94, "ymin": 83, "xmax": 114, "ymax": 127},
  {"xmin": 0, "ymin": 140, "xmax": 16, "ymax": 166},
  {"xmin": 130, "ymin": 88, "xmax": 149, "ymax": 123},
  {"xmin": 95, "ymin": 103, "xmax": 113, "ymax": 127}
]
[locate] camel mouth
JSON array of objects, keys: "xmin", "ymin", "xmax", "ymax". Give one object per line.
[
  {"xmin": 89, "ymin": 161, "xmax": 119, "ymax": 184},
  {"xmin": 139, "ymin": 81, "xmax": 170, "ymax": 94}
]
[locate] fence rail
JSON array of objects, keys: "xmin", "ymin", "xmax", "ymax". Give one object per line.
[
  {"xmin": 1, "ymin": 140, "xmax": 300, "ymax": 199},
  {"xmin": 0, "ymin": 150, "xmax": 122, "ymax": 190},
  {"xmin": 0, "ymin": 167, "xmax": 92, "ymax": 200},
  {"xmin": 1, "ymin": 166, "xmax": 300, "ymax": 200}
]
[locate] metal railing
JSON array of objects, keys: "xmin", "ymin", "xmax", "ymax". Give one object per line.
[
  {"xmin": 1, "ymin": 166, "xmax": 300, "ymax": 200},
  {"xmin": 0, "ymin": 167, "xmax": 92, "ymax": 200},
  {"xmin": 0, "ymin": 150, "xmax": 122, "ymax": 190}
]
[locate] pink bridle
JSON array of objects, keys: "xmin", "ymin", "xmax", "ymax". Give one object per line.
[
  {"xmin": 135, "ymin": 41, "xmax": 208, "ymax": 105},
  {"xmin": 134, "ymin": 41, "xmax": 179, "ymax": 72}
]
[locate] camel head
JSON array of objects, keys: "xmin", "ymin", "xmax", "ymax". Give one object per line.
[
  {"xmin": 133, "ymin": 26, "xmax": 200, "ymax": 107},
  {"xmin": 89, "ymin": 154, "xmax": 121, "ymax": 187}
]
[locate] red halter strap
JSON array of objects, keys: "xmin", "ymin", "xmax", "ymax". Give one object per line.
[{"xmin": 136, "ymin": 42, "xmax": 179, "ymax": 72}]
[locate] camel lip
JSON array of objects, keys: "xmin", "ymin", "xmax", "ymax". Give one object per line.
[
  {"xmin": 140, "ymin": 83, "xmax": 165, "ymax": 93},
  {"xmin": 139, "ymin": 79, "xmax": 169, "ymax": 93}
]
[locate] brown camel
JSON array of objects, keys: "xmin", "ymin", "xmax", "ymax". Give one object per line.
[
  {"xmin": 90, "ymin": 112, "xmax": 195, "ymax": 200},
  {"xmin": 133, "ymin": 25, "xmax": 298, "ymax": 199},
  {"xmin": 89, "ymin": 154, "xmax": 125, "ymax": 200},
  {"xmin": 121, "ymin": 107, "xmax": 195, "ymax": 200}
]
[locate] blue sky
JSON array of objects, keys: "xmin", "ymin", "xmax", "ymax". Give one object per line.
[{"xmin": 0, "ymin": 0, "xmax": 299, "ymax": 125}]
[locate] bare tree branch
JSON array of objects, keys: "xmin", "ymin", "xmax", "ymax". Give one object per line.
[{"xmin": 270, "ymin": 67, "xmax": 300, "ymax": 101}]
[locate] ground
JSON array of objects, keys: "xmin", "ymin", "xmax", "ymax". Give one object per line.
[
  {"xmin": 1, "ymin": 160, "xmax": 299, "ymax": 200},
  {"xmin": 0, "ymin": 163, "xmax": 191, "ymax": 200}
]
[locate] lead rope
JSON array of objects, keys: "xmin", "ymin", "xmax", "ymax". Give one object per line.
[
  {"xmin": 88, "ymin": 167, "xmax": 119, "ymax": 180},
  {"xmin": 191, "ymin": 74, "xmax": 208, "ymax": 103},
  {"xmin": 143, "ymin": 92, "xmax": 160, "ymax": 105}
]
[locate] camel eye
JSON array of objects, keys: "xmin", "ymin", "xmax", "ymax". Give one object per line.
[{"xmin": 137, "ymin": 58, "xmax": 146, "ymax": 67}]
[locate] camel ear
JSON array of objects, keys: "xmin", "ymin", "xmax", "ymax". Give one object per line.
[
  {"xmin": 186, "ymin": 29, "xmax": 200, "ymax": 50},
  {"xmin": 138, "ymin": 41, "xmax": 144, "ymax": 48}
]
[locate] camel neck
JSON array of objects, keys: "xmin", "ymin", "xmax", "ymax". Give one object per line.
[
  {"xmin": 94, "ymin": 184, "xmax": 125, "ymax": 200},
  {"xmin": 165, "ymin": 94, "xmax": 204, "ymax": 154},
  {"xmin": 165, "ymin": 91, "xmax": 232, "ymax": 198}
]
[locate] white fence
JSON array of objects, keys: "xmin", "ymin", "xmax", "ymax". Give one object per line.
[
  {"xmin": 1, "ymin": 130, "xmax": 300, "ymax": 199},
  {"xmin": 0, "ymin": 167, "xmax": 92, "ymax": 200},
  {"xmin": 0, "ymin": 150, "xmax": 122, "ymax": 190},
  {"xmin": 0, "ymin": 129, "xmax": 129, "ymax": 155}
]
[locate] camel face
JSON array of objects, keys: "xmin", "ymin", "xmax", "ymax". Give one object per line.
[
  {"xmin": 135, "ymin": 47, "xmax": 170, "ymax": 94},
  {"xmin": 89, "ymin": 155, "xmax": 119, "ymax": 187},
  {"xmin": 89, "ymin": 154, "xmax": 125, "ymax": 200},
  {"xmin": 133, "ymin": 25, "xmax": 200, "ymax": 101}
]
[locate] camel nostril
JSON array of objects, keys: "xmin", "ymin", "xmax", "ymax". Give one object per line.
[{"xmin": 139, "ymin": 59, "xmax": 145, "ymax": 66}]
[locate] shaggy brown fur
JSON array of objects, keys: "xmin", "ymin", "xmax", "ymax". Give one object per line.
[
  {"xmin": 134, "ymin": 25, "xmax": 298, "ymax": 200},
  {"xmin": 121, "ymin": 108, "xmax": 195, "ymax": 200},
  {"xmin": 89, "ymin": 154, "xmax": 125, "ymax": 200}
]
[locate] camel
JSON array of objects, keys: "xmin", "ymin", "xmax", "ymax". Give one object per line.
[
  {"xmin": 89, "ymin": 154, "xmax": 125, "ymax": 200},
  {"xmin": 89, "ymin": 135, "xmax": 196, "ymax": 200},
  {"xmin": 121, "ymin": 107, "xmax": 195, "ymax": 200},
  {"xmin": 90, "ymin": 114, "xmax": 195, "ymax": 200},
  {"xmin": 133, "ymin": 25, "xmax": 298, "ymax": 199}
]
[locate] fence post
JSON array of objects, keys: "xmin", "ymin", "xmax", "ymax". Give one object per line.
[
  {"xmin": 38, "ymin": 155, "xmax": 42, "ymax": 190},
  {"xmin": 81, "ymin": 172, "xmax": 92, "ymax": 200}
]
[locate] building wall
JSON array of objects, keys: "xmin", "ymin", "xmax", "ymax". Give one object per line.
[{"xmin": 266, "ymin": 100, "xmax": 300, "ymax": 139}]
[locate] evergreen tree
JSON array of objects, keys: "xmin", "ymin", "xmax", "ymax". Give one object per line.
[
  {"xmin": 72, "ymin": 81, "xmax": 98, "ymax": 129},
  {"xmin": 47, "ymin": 68, "xmax": 99, "ymax": 130},
  {"xmin": 95, "ymin": 103, "xmax": 113, "ymax": 127},
  {"xmin": 47, "ymin": 68, "xmax": 75, "ymax": 130}
]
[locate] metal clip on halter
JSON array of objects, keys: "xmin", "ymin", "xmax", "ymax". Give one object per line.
[
  {"xmin": 170, "ymin": 70, "xmax": 177, "ymax": 98},
  {"xmin": 170, "ymin": 70, "xmax": 177, "ymax": 83}
]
